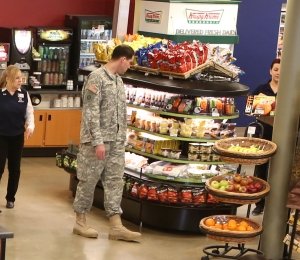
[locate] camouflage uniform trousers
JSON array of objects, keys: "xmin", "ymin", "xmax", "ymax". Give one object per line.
[{"xmin": 73, "ymin": 141, "xmax": 125, "ymax": 217}]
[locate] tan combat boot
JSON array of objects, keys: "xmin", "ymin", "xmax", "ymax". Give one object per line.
[
  {"xmin": 73, "ymin": 213, "xmax": 98, "ymax": 238},
  {"xmin": 108, "ymin": 214, "xmax": 141, "ymax": 242}
]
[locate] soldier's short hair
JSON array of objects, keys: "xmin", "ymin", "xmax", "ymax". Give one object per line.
[{"xmin": 111, "ymin": 44, "xmax": 134, "ymax": 60}]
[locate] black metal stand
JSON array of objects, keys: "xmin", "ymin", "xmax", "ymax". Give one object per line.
[
  {"xmin": 201, "ymin": 243, "xmax": 264, "ymax": 259},
  {"xmin": 282, "ymin": 209, "xmax": 300, "ymax": 259},
  {"xmin": 0, "ymin": 227, "xmax": 14, "ymax": 260},
  {"xmin": 201, "ymin": 120, "xmax": 266, "ymax": 259}
]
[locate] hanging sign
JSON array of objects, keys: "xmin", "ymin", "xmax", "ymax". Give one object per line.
[
  {"xmin": 40, "ymin": 30, "xmax": 71, "ymax": 42},
  {"xmin": 145, "ymin": 9, "xmax": 163, "ymax": 24},
  {"xmin": 139, "ymin": 1, "xmax": 238, "ymax": 37}
]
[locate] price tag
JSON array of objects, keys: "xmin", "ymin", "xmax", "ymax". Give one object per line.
[
  {"xmin": 166, "ymin": 176, "xmax": 175, "ymax": 180},
  {"xmin": 247, "ymin": 126, "xmax": 256, "ymax": 135},
  {"xmin": 212, "ymin": 111, "xmax": 220, "ymax": 117}
]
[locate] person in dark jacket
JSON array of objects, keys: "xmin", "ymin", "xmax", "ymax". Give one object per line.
[
  {"xmin": 0, "ymin": 65, "xmax": 34, "ymax": 210},
  {"xmin": 251, "ymin": 58, "xmax": 280, "ymax": 215}
]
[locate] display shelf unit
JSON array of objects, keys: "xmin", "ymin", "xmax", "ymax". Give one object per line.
[
  {"xmin": 128, "ymin": 125, "xmax": 219, "ymax": 142},
  {"xmin": 74, "ymin": 65, "xmax": 249, "ymax": 232},
  {"xmin": 125, "ymin": 147, "xmax": 223, "ymax": 165},
  {"xmin": 127, "ymin": 103, "xmax": 239, "ymax": 119}
]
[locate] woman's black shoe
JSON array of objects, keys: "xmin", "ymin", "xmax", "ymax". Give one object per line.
[{"xmin": 6, "ymin": 202, "xmax": 14, "ymax": 209}]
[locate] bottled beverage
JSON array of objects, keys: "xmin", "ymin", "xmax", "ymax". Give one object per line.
[
  {"xmin": 53, "ymin": 49, "xmax": 58, "ymax": 60},
  {"xmin": 51, "ymin": 60, "xmax": 56, "ymax": 72},
  {"xmin": 49, "ymin": 73, "xmax": 54, "ymax": 85},
  {"xmin": 59, "ymin": 60, "xmax": 65, "ymax": 73},
  {"xmin": 44, "ymin": 73, "xmax": 50, "ymax": 85},
  {"xmin": 38, "ymin": 46, "xmax": 44, "ymax": 57},
  {"xmin": 41, "ymin": 60, "xmax": 47, "ymax": 72},
  {"xmin": 58, "ymin": 73, "xmax": 64, "ymax": 84},
  {"xmin": 53, "ymin": 73, "xmax": 59, "ymax": 85},
  {"xmin": 46, "ymin": 60, "xmax": 51, "ymax": 72}
]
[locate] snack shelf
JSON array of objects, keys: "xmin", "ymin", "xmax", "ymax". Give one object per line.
[
  {"xmin": 79, "ymin": 66, "xmax": 249, "ymax": 97},
  {"xmin": 127, "ymin": 125, "xmax": 218, "ymax": 143},
  {"xmin": 125, "ymin": 147, "xmax": 224, "ymax": 165},
  {"xmin": 143, "ymin": 172, "xmax": 207, "ymax": 185},
  {"xmin": 75, "ymin": 61, "xmax": 248, "ymax": 233},
  {"xmin": 127, "ymin": 103, "xmax": 239, "ymax": 120}
]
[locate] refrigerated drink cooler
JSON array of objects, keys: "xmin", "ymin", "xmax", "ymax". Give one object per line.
[
  {"xmin": 65, "ymin": 15, "xmax": 112, "ymax": 86},
  {"xmin": 32, "ymin": 28, "xmax": 73, "ymax": 88}
]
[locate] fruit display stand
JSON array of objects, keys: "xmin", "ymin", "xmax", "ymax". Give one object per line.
[
  {"xmin": 199, "ymin": 215, "xmax": 264, "ymax": 259},
  {"xmin": 72, "ymin": 65, "xmax": 249, "ymax": 232},
  {"xmin": 199, "ymin": 139, "xmax": 277, "ymax": 259}
]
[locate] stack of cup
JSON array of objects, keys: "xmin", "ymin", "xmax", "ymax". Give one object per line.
[{"xmin": 67, "ymin": 80, "xmax": 74, "ymax": 90}]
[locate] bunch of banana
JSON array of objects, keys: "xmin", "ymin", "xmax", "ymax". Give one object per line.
[{"xmin": 32, "ymin": 47, "xmax": 41, "ymax": 59}]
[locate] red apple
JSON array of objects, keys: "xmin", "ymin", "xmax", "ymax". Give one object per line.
[
  {"xmin": 246, "ymin": 184, "xmax": 257, "ymax": 193},
  {"xmin": 254, "ymin": 182, "xmax": 263, "ymax": 191},
  {"xmin": 246, "ymin": 176, "xmax": 254, "ymax": 184}
]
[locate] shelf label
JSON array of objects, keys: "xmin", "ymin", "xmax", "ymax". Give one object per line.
[{"xmin": 247, "ymin": 126, "xmax": 256, "ymax": 135}]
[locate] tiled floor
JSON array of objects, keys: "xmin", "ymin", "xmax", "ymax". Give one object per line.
[{"xmin": 0, "ymin": 158, "xmax": 262, "ymax": 260}]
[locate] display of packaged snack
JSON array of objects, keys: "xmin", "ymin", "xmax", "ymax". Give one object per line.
[
  {"xmin": 192, "ymin": 189, "xmax": 206, "ymax": 204},
  {"xmin": 157, "ymin": 186, "xmax": 168, "ymax": 203},
  {"xmin": 147, "ymin": 186, "xmax": 159, "ymax": 201},
  {"xmin": 138, "ymin": 184, "xmax": 148, "ymax": 199},
  {"xmin": 125, "ymin": 152, "xmax": 148, "ymax": 171},
  {"xmin": 245, "ymin": 95, "xmax": 276, "ymax": 116},
  {"xmin": 167, "ymin": 187, "xmax": 178, "ymax": 203},
  {"xmin": 130, "ymin": 182, "xmax": 139, "ymax": 197},
  {"xmin": 179, "ymin": 188, "xmax": 193, "ymax": 203}
]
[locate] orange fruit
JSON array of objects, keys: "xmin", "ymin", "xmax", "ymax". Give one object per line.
[
  {"xmin": 237, "ymin": 225, "xmax": 247, "ymax": 231},
  {"xmin": 239, "ymin": 220, "xmax": 249, "ymax": 228},
  {"xmin": 228, "ymin": 220, "xmax": 237, "ymax": 231},
  {"xmin": 247, "ymin": 225, "xmax": 254, "ymax": 231},
  {"xmin": 214, "ymin": 223, "xmax": 223, "ymax": 229},
  {"xmin": 222, "ymin": 223, "xmax": 229, "ymax": 230},
  {"xmin": 205, "ymin": 218, "xmax": 216, "ymax": 227}
]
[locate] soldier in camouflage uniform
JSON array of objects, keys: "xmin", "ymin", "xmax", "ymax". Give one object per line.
[{"xmin": 73, "ymin": 45, "xmax": 141, "ymax": 242}]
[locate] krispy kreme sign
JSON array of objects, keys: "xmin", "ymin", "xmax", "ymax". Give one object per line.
[
  {"xmin": 186, "ymin": 9, "xmax": 224, "ymax": 24},
  {"xmin": 145, "ymin": 9, "xmax": 162, "ymax": 24}
]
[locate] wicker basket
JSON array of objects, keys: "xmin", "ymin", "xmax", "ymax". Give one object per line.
[
  {"xmin": 199, "ymin": 215, "xmax": 263, "ymax": 241},
  {"xmin": 219, "ymin": 155, "xmax": 269, "ymax": 165},
  {"xmin": 205, "ymin": 175, "xmax": 270, "ymax": 205},
  {"xmin": 214, "ymin": 137, "xmax": 277, "ymax": 159},
  {"xmin": 206, "ymin": 234, "xmax": 256, "ymax": 243}
]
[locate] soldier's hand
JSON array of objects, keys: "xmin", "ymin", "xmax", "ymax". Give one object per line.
[{"xmin": 95, "ymin": 144, "xmax": 106, "ymax": 160}]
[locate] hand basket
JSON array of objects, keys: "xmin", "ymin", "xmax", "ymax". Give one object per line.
[
  {"xmin": 213, "ymin": 137, "xmax": 277, "ymax": 159},
  {"xmin": 205, "ymin": 175, "xmax": 270, "ymax": 205},
  {"xmin": 199, "ymin": 215, "xmax": 263, "ymax": 242}
]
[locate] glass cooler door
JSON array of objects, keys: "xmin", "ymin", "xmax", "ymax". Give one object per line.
[{"xmin": 37, "ymin": 45, "xmax": 70, "ymax": 86}]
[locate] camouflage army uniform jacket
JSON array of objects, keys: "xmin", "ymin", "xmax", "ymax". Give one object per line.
[{"xmin": 80, "ymin": 67, "xmax": 127, "ymax": 146}]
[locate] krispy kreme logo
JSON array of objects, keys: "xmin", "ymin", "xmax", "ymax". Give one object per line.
[
  {"xmin": 186, "ymin": 9, "xmax": 224, "ymax": 24},
  {"xmin": 145, "ymin": 9, "xmax": 162, "ymax": 24}
]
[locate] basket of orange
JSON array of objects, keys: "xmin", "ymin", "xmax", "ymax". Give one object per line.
[
  {"xmin": 213, "ymin": 137, "xmax": 277, "ymax": 165},
  {"xmin": 199, "ymin": 215, "xmax": 262, "ymax": 242},
  {"xmin": 205, "ymin": 173, "xmax": 270, "ymax": 204}
]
